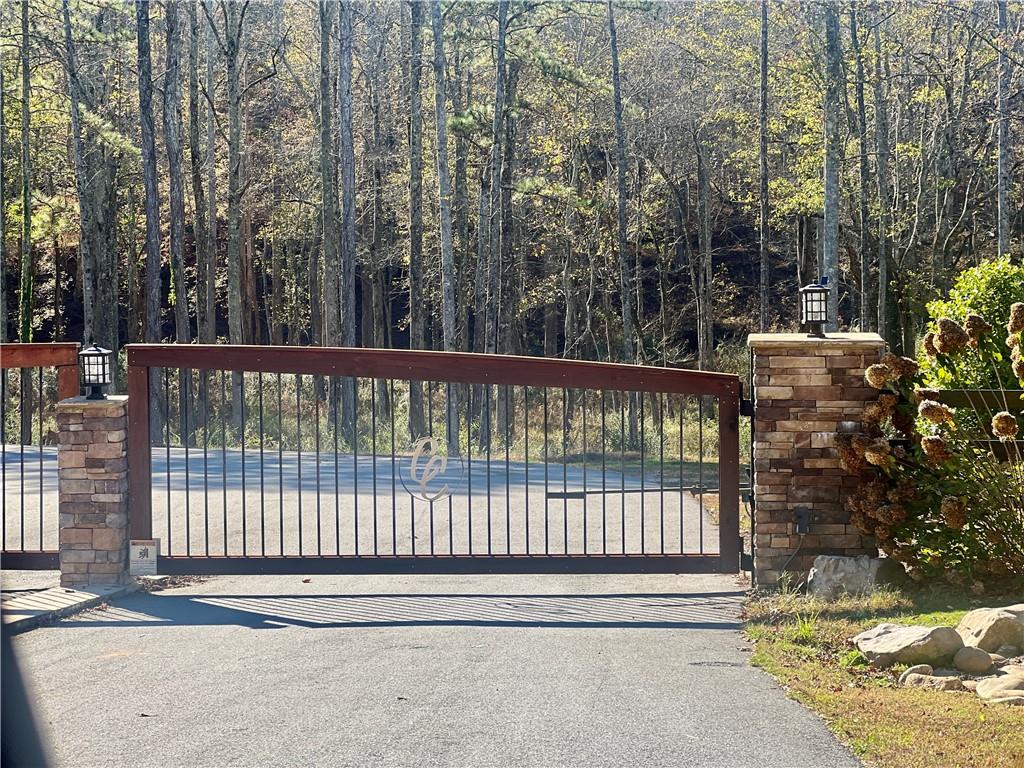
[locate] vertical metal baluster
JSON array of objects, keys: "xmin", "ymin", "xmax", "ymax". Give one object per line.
[
  {"xmin": 165, "ymin": 367, "xmax": 171, "ymax": 554},
  {"xmin": 259, "ymin": 371, "xmax": 266, "ymax": 557},
  {"xmin": 543, "ymin": 388, "xmax": 549, "ymax": 554},
  {"xmin": 333, "ymin": 378, "xmax": 340, "ymax": 555},
  {"xmin": 466, "ymin": 384, "xmax": 472, "ymax": 555},
  {"xmin": 640, "ymin": 393, "xmax": 645, "ymax": 555},
  {"xmin": 601, "ymin": 391, "xmax": 607, "ymax": 555},
  {"xmin": 314, "ymin": 377, "xmax": 321, "ymax": 556},
  {"xmin": 504, "ymin": 385, "xmax": 510, "ymax": 555},
  {"xmin": 277, "ymin": 373, "xmax": 284, "ymax": 555},
  {"xmin": 485, "ymin": 384, "xmax": 491, "ymax": 555},
  {"xmin": 659, "ymin": 392, "xmax": 665, "ymax": 555},
  {"xmin": 371, "ymin": 378, "xmax": 378, "ymax": 555},
  {"xmin": 620, "ymin": 392, "xmax": 625, "ymax": 554},
  {"xmin": 447, "ymin": 382, "xmax": 454, "ymax": 555},
  {"xmin": 679, "ymin": 395, "xmax": 685, "ymax": 553},
  {"xmin": 388, "ymin": 380, "xmax": 396, "ymax": 555},
  {"xmin": 184, "ymin": 370, "xmax": 190, "ymax": 557},
  {"xmin": 562, "ymin": 388, "xmax": 568, "ymax": 554},
  {"xmin": 240, "ymin": 373, "xmax": 246, "ymax": 556},
  {"xmin": 19, "ymin": 369, "xmax": 24, "ymax": 550},
  {"xmin": 37, "ymin": 367, "xmax": 43, "ymax": 550},
  {"xmin": 523, "ymin": 386, "xmax": 529, "ymax": 555},
  {"xmin": 203, "ymin": 370, "xmax": 209, "ymax": 556},
  {"xmin": 296, "ymin": 374, "xmax": 302, "ymax": 556},
  {"xmin": 353, "ymin": 378, "xmax": 361, "ymax": 556},
  {"xmin": 3, "ymin": 372, "xmax": 8, "ymax": 548},
  {"xmin": 582, "ymin": 391, "xmax": 587, "ymax": 556},
  {"xmin": 698, "ymin": 397, "xmax": 705, "ymax": 554},
  {"xmin": 221, "ymin": 370, "xmax": 227, "ymax": 555},
  {"xmin": 427, "ymin": 381, "xmax": 434, "ymax": 556}
]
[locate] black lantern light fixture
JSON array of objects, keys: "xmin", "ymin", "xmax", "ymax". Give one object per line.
[
  {"xmin": 799, "ymin": 278, "xmax": 829, "ymax": 338},
  {"xmin": 79, "ymin": 341, "xmax": 113, "ymax": 400}
]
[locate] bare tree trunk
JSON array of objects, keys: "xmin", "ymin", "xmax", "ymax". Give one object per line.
[
  {"xmin": 996, "ymin": 0, "xmax": 1011, "ymax": 256},
  {"xmin": 205, "ymin": 6, "xmax": 217, "ymax": 341},
  {"xmin": 408, "ymin": 0, "xmax": 426, "ymax": 440},
  {"xmin": 822, "ymin": 1, "xmax": 842, "ymax": 330},
  {"xmin": 339, "ymin": 0, "xmax": 357, "ymax": 442},
  {"xmin": 452, "ymin": 46, "xmax": 470, "ymax": 351},
  {"xmin": 872, "ymin": 11, "xmax": 890, "ymax": 339},
  {"xmin": 430, "ymin": 0, "xmax": 459, "ymax": 454},
  {"xmin": 851, "ymin": 2, "xmax": 871, "ymax": 329},
  {"xmin": 188, "ymin": 0, "xmax": 211, "ymax": 344},
  {"xmin": 61, "ymin": 0, "xmax": 95, "ymax": 345},
  {"xmin": 0, "ymin": 23, "xmax": 7, "ymax": 344},
  {"xmin": 137, "ymin": 0, "xmax": 162, "ymax": 345},
  {"xmin": 165, "ymin": 1, "xmax": 191, "ymax": 348},
  {"xmin": 608, "ymin": 0, "xmax": 635, "ymax": 363},
  {"xmin": 19, "ymin": 0, "xmax": 33, "ymax": 343},
  {"xmin": 319, "ymin": 0, "xmax": 340, "ymax": 347},
  {"xmin": 758, "ymin": 0, "xmax": 769, "ymax": 332}
]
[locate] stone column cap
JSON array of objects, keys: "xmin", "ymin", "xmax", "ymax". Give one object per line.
[
  {"xmin": 57, "ymin": 394, "xmax": 128, "ymax": 409},
  {"xmin": 748, "ymin": 332, "xmax": 885, "ymax": 351}
]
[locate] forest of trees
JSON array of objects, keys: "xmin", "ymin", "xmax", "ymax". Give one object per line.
[{"xmin": 0, "ymin": 0, "xmax": 1021, "ymax": 376}]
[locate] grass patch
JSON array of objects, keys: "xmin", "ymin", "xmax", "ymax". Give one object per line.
[{"xmin": 744, "ymin": 585, "xmax": 1024, "ymax": 768}]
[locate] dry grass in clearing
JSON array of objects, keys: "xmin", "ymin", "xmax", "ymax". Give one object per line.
[{"xmin": 745, "ymin": 586, "xmax": 1024, "ymax": 768}]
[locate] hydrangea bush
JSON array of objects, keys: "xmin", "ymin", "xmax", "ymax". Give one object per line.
[{"xmin": 838, "ymin": 303, "xmax": 1024, "ymax": 583}]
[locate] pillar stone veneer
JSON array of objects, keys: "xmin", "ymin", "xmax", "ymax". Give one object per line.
[
  {"xmin": 747, "ymin": 333, "xmax": 885, "ymax": 586},
  {"xmin": 57, "ymin": 395, "xmax": 130, "ymax": 587}
]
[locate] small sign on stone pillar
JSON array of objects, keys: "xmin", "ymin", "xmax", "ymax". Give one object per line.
[{"xmin": 57, "ymin": 395, "xmax": 130, "ymax": 588}]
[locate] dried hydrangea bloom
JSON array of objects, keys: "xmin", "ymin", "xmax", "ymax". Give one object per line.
[
  {"xmin": 933, "ymin": 318, "xmax": 969, "ymax": 354},
  {"xmin": 1009, "ymin": 302, "xmax": 1024, "ymax": 335},
  {"xmin": 922, "ymin": 332, "xmax": 938, "ymax": 358},
  {"xmin": 891, "ymin": 409, "xmax": 917, "ymax": 439},
  {"xmin": 1013, "ymin": 358, "xmax": 1024, "ymax": 381},
  {"xmin": 991, "ymin": 411, "xmax": 1019, "ymax": 441},
  {"xmin": 940, "ymin": 496, "xmax": 967, "ymax": 530},
  {"xmin": 881, "ymin": 352, "xmax": 919, "ymax": 379},
  {"xmin": 965, "ymin": 314, "xmax": 992, "ymax": 348},
  {"xmin": 920, "ymin": 435, "xmax": 952, "ymax": 462},
  {"xmin": 918, "ymin": 399, "xmax": 955, "ymax": 425},
  {"xmin": 863, "ymin": 437, "xmax": 892, "ymax": 466},
  {"xmin": 914, "ymin": 387, "xmax": 940, "ymax": 402},
  {"xmin": 873, "ymin": 523, "xmax": 891, "ymax": 541},
  {"xmin": 887, "ymin": 481, "xmax": 919, "ymax": 505},
  {"xmin": 864, "ymin": 363, "xmax": 890, "ymax": 389}
]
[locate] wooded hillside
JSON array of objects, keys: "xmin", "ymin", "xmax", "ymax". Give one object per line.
[{"xmin": 1, "ymin": 0, "xmax": 1021, "ymax": 371}]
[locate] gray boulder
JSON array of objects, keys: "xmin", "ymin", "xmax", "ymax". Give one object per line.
[
  {"xmin": 901, "ymin": 673, "xmax": 963, "ymax": 691},
  {"xmin": 953, "ymin": 646, "xmax": 992, "ymax": 675},
  {"xmin": 853, "ymin": 623, "xmax": 963, "ymax": 668},
  {"xmin": 897, "ymin": 664, "xmax": 933, "ymax": 684},
  {"xmin": 807, "ymin": 555, "xmax": 907, "ymax": 599},
  {"xmin": 975, "ymin": 674, "xmax": 1024, "ymax": 705},
  {"xmin": 956, "ymin": 608, "xmax": 1024, "ymax": 652}
]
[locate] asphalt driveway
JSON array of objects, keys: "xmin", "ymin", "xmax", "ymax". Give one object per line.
[{"xmin": 8, "ymin": 572, "xmax": 859, "ymax": 768}]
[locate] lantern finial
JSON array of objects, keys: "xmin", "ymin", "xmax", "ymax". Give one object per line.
[{"xmin": 799, "ymin": 278, "xmax": 829, "ymax": 338}]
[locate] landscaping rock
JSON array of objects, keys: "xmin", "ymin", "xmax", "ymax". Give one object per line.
[
  {"xmin": 1001, "ymin": 604, "xmax": 1024, "ymax": 623},
  {"xmin": 956, "ymin": 608, "xmax": 1024, "ymax": 652},
  {"xmin": 898, "ymin": 664, "xmax": 933, "ymax": 684},
  {"xmin": 853, "ymin": 623, "xmax": 963, "ymax": 668},
  {"xmin": 953, "ymin": 646, "xmax": 992, "ymax": 675},
  {"xmin": 962, "ymin": 679, "xmax": 978, "ymax": 692},
  {"xmin": 806, "ymin": 555, "xmax": 907, "ymax": 599},
  {"xmin": 1001, "ymin": 664, "xmax": 1024, "ymax": 678},
  {"xmin": 995, "ymin": 644, "xmax": 1021, "ymax": 659},
  {"xmin": 901, "ymin": 673, "xmax": 963, "ymax": 691},
  {"xmin": 975, "ymin": 675, "xmax": 1024, "ymax": 704},
  {"xmin": 990, "ymin": 653, "xmax": 1007, "ymax": 665}
]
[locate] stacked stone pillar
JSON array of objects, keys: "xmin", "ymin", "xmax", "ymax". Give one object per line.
[
  {"xmin": 747, "ymin": 333, "xmax": 886, "ymax": 586},
  {"xmin": 57, "ymin": 395, "xmax": 130, "ymax": 587}
]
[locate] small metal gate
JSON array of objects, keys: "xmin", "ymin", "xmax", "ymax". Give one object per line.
[
  {"xmin": 127, "ymin": 345, "xmax": 741, "ymax": 574},
  {"xmin": 1, "ymin": 343, "xmax": 80, "ymax": 569}
]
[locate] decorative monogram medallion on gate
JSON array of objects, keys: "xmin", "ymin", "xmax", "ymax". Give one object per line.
[{"xmin": 400, "ymin": 436, "xmax": 466, "ymax": 503}]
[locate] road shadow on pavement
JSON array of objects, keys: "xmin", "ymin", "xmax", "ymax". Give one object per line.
[{"xmin": 54, "ymin": 590, "xmax": 744, "ymax": 630}]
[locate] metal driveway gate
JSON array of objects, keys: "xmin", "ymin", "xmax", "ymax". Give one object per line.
[
  {"xmin": 1, "ymin": 343, "xmax": 80, "ymax": 569},
  {"xmin": 127, "ymin": 345, "xmax": 741, "ymax": 574}
]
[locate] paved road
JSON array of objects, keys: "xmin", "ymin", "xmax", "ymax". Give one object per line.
[
  {"xmin": 10, "ymin": 573, "xmax": 859, "ymax": 767},
  {"xmin": 3, "ymin": 447, "xmax": 722, "ymax": 558}
]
